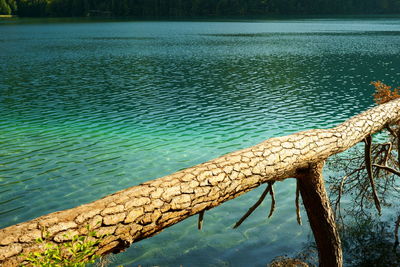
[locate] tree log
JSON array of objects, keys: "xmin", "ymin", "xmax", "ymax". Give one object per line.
[
  {"xmin": 1, "ymin": 99, "xmax": 400, "ymax": 265},
  {"xmin": 297, "ymin": 161, "xmax": 342, "ymax": 267}
]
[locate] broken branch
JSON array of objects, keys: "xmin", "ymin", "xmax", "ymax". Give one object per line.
[
  {"xmin": 296, "ymin": 179, "xmax": 302, "ymax": 225},
  {"xmin": 233, "ymin": 183, "xmax": 273, "ymax": 229},
  {"xmin": 198, "ymin": 210, "xmax": 205, "ymax": 230}
]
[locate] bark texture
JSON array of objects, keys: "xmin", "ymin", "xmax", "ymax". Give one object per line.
[
  {"xmin": 297, "ymin": 161, "xmax": 342, "ymax": 267},
  {"xmin": 1, "ymin": 99, "xmax": 400, "ymax": 266}
]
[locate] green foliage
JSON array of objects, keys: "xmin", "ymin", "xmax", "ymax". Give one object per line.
[
  {"xmin": 21, "ymin": 230, "xmax": 101, "ymax": 267},
  {"xmin": 0, "ymin": 0, "xmax": 11, "ymax": 15},
  {"xmin": 9, "ymin": 0, "xmax": 400, "ymax": 18},
  {"xmin": 16, "ymin": 0, "xmax": 51, "ymax": 17},
  {"xmin": 6, "ymin": 0, "xmax": 18, "ymax": 13}
]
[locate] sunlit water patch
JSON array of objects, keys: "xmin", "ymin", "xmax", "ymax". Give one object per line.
[{"xmin": 1, "ymin": 18, "xmax": 400, "ymax": 266}]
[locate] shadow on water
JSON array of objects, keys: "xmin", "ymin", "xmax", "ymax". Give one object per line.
[{"xmin": 266, "ymin": 214, "xmax": 400, "ymax": 267}]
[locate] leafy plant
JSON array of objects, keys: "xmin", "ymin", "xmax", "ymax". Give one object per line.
[{"xmin": 21, "ymin": 229, "xmax": 102, "ymax": 267}]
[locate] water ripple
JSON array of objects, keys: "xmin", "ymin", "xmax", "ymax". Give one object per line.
[{"xmin": 1, "ymin": 18, "xmax": 400, "ymax": 266}]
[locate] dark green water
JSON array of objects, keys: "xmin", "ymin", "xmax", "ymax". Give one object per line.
[{"xmin": 1, "ymin": 18, "xmax": 400, "ymax": 266}]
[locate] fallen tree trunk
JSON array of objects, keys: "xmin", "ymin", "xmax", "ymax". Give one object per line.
[{"xmin": 1, "ymin": 98, "xmax": 400, "ymax": 266}]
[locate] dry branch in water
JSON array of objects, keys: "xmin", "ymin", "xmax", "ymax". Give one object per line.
[{"xmin": 233, "ymin": 182, "xmax": 274, "ymax": 229}]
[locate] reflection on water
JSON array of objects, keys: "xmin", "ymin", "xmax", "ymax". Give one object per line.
[{"xmin": 0, "ymin": 18, "xmax": 400, "ymax": 266}]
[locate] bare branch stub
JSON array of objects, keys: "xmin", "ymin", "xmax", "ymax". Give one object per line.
[
  {"xmin": 198, "ymin": 211, "xmax": 205, "ymax": 230},
  {"xmin": 295, "ymin": 179, "xmax": 302, "ymax": 225}
]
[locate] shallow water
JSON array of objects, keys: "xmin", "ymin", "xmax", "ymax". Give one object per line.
[{"xmin": 1, "ymin": 17, "xmax": 400, "ymax": 266}]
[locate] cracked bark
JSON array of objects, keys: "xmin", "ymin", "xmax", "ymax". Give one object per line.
[{"xmin": 1, "ymin": 99, "xmax": 400, "ymax": 266}]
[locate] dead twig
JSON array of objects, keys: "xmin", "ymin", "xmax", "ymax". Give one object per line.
[
  {"xmin": 295, "ymin": 179, "xmax": 302, "ymax": 225},
  {"xmin": 233, "ymin": 182, "xmax": 274, "ymax": 229},
  {"xmin": 198, "ymin": 210, "xmax": 205, "ymax": 230}
]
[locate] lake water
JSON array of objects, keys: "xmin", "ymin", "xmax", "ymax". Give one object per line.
[{"xmin": 1, "ymin": 17, "xmax": 400, "ymax": 266}]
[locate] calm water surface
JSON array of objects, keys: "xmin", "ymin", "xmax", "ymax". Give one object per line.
[{"xmin": 1, "ymin": 18, "xmax": 400, "ymax": 266}]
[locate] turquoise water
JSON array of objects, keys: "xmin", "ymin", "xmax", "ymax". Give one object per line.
[{"xmin": 1, "ymin": 18, "xmax": 400, "ymax": 266}]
